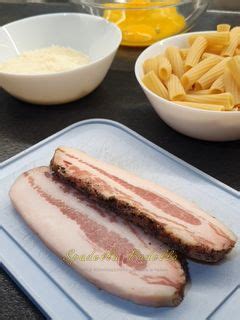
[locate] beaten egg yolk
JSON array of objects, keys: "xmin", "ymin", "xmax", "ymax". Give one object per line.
[{"xmin": 104, "ymin": 0, "xmax": 186, "ymax": 47}]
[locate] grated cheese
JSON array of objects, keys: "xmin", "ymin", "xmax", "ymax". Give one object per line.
[{"xmin": 0, "ymin": 46, "xmax": 90, "ymax": 74}]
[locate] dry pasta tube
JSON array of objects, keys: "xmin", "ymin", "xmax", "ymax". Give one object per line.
[
  {"xmin": 166, "ymin": 46, "xmax": 185, "ymax": 78},
  {"xmin": 174, "ymin": 101, "xmax": 225, "ymax": 111},
  {"xmin": 210, "ymin": 74, "xmax": 225, "ymax": 93},
  {"xmin": 157, "ymin": 55, "xmax": 172, "ymax": 81},
  {"xmin": 142, "ymin": 71, "xmax": 168, "ymax": 100},
  {"xmin": 189, "ymin": 32, "xmax": 230, "ymax": 47},
  {"xmin": 224, "ymin": 67, "xmax": 240, "ymax": 105},
  {"xmin": 231, "ymin": 27, "xmax": 240, "ymax": 35},
  {"xmin": 166, "ymin": 74, "xmax": 185, "ymax": 101},
  {"xmin": 143, "ymin": 57, "xmax": 158, "ymax": 75},
  {"xmin": 221, "ymin": 32, "xmax": 240, "ymax": 57},
  {"xmin": 195, "ymin": 58, "xmax": 230, "ymax": 90},
  {"xmin": 206, "ymin": 45, "xmax": 225, "ymax": 55},
  {"xmin": 227, "ymin": 56, "xmax": 240, "ymax": 88},
  {"xmin": 235, "ymin": 48, "xmax": 240, "ymax": 55},
  {"xmin": 188, "ymin": 89, "xmax": 212, "ymax": 95},
  {"xmin": 185, "ymin": 36, "xmax": 208, "ymax": 70},
  {"xmin": 202, "ymin": 52, "xmax": 224, "ymax": 60},
  {"xmin": 184, "ymin": 93, "xmax": 234, "ymax": 110},
  {"xmin": 217, "ymin": 24, "xmax": 231, "ymax": 32},
  {"xmin": 180, "ymin": 48, "xmax": 189, "ymax": 60},
  {"xmin": 181, "ymin": 56, "xmax": 221, "ymax": 90}
]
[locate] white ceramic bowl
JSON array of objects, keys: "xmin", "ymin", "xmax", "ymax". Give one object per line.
[
  {"xmin": 135, "ymin": 32, "xmax": 240, "ymax": 142},
  {"xmin": 0, "ymin": 13, "xmax": 122, "ymax": 105}
]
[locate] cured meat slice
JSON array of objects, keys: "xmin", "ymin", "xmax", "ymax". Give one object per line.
[
  {"xmin": 51, "ymin": 147, "xmax": 237, "ymax": 262},
  {"xmin": 9, "ymin": 167, "xmax": 186, "ymax": 307}
]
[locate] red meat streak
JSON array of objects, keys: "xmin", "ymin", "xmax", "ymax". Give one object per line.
[
  {"xmin": 59, "ymin": 149, "xmax": 232, "ymax": 244},
  {"xmin": 25, "ymin": 172, "xmax": 146, "ymax": 271},
  {"xmin": 24, "ymin": 171, "xmax": 183, "ymax": 290}
]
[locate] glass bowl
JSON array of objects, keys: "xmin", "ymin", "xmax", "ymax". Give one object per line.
[{"xmin": 72, "ymin": 0, "xmax": 209, "ymax": 47}]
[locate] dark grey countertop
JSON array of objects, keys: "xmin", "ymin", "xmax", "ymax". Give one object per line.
[{"xmin": 0, "ymin": 3, "xmax": 240, "ymax": 319}]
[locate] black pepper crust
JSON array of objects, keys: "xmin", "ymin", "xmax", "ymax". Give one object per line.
[
  {"xmin": 50, "ymin": 164, "xmax": 187, "ymax": 306},
  {"xmin": 50, "ymin": 160, "xmax": 235, "ymax": 263}
]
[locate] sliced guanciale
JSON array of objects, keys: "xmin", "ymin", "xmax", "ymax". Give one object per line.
[
  {"xmin": 50, "ymin": 147, "xmax": 237, "ymax": 262},
  {"xmin": 9, "ymin": 166, "xmax": 186, "ymax": 307}
]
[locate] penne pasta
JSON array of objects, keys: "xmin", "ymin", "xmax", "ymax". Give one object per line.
[
  {"xmin": 189, "ymin": 32, "xmax": 230, "ymax": 47},
  {"xmin": 227, "ymin": 56, "xmax": 240, "ymax": 88},
  {"xmin": 202, "ymin": 52, "xmax": 224, "ymax": 60},
  {"xmin": 224, "ymin": 67, "xmax": 240, "ymax": 105},
  {"xmin": 141, "ymin": 23, "xmax": 240, "ymax": 112},
  {"xmin": 234, "ymin": 47, "xmax": 240, "ymax": 55},
  {"xmin": 142, "ymin": 71, "xmax": 169, "ymax": 100},
  {"xmin": 195, "ymin": 58, "xmax": 230, "ymax": 90},
  {"xmin": 166, "ymin": 46, "xmax": 185, "ymax": 78},
  {"xmin": 206, "ymin": 45, "xmax": 224, "ymax": 55},
  {"xmin": 221, "ymin": 32, "xmax": 240, "ymax": 57},
  {"xmin": 174, "ymin": 101, "xmax": 225, "ymax": 111},
  {"xmin": 184, "ymin": 92, "xmax": 234, "ymax": 110},
  {"xmin": 188, "ymin": 89, "xmax": 212, "ymax": 95},
  {"xmin": 185, "ymin": 36, "xmax": 208, "ymax": 70},
  {"xmin": 217, "ymin": 24, "xmax": 231, "ymax": 32},
  {"xmin": 231, "ymin": 26, "xmax": 240, "ymax": 35},
  {"xmin": 157, "ymin": 55, "xmax": 172, "ymax": 81},
  {"xmin": 180, "ymin": 48, "xmax": 189, "ymax": 60},
  {"xmin": 165, "ymin": 74, "xmax": 186, "ymax": 101},
  {"xmin": 181, "ymin": 56, "xmax": 221, "ymax": 90},
  {"xmin": 143, "ymin": 57, "xmax": 158, "ymax": 75},
  {"xmin": 210, "ymin": 74, "xmax": 225, "ymax": 93}
]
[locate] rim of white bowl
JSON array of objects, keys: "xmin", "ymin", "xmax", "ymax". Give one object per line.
[
  {"xmin": 0, "ymin": 13, "xmax": 122, "ymax": 78},
  {"xmin": 135, "ymin": 31, "xmax": 240, "ymax": 115},
  {"xmin": 79, "ymin": 0, "xmax": 196, "ymax": 10}
]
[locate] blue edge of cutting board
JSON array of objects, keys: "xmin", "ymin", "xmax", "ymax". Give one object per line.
[{"xmin": 0, "ymin": 119, "xmax": 239, "ymax": 320}]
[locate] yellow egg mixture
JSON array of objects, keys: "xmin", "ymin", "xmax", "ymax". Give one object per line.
[{"xmin": 104, "ymin": 0, "xmax": 186, "ymax": 46}]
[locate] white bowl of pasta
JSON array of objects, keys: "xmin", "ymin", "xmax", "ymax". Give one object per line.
[{"xmin": 135, "ymin": 29, "xmax": 240, "ymax": 141}]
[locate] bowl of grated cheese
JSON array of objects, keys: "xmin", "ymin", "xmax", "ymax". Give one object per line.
[{"xmin": 0, "ymin": 13, "xmax": 122, "ymax": 105}]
